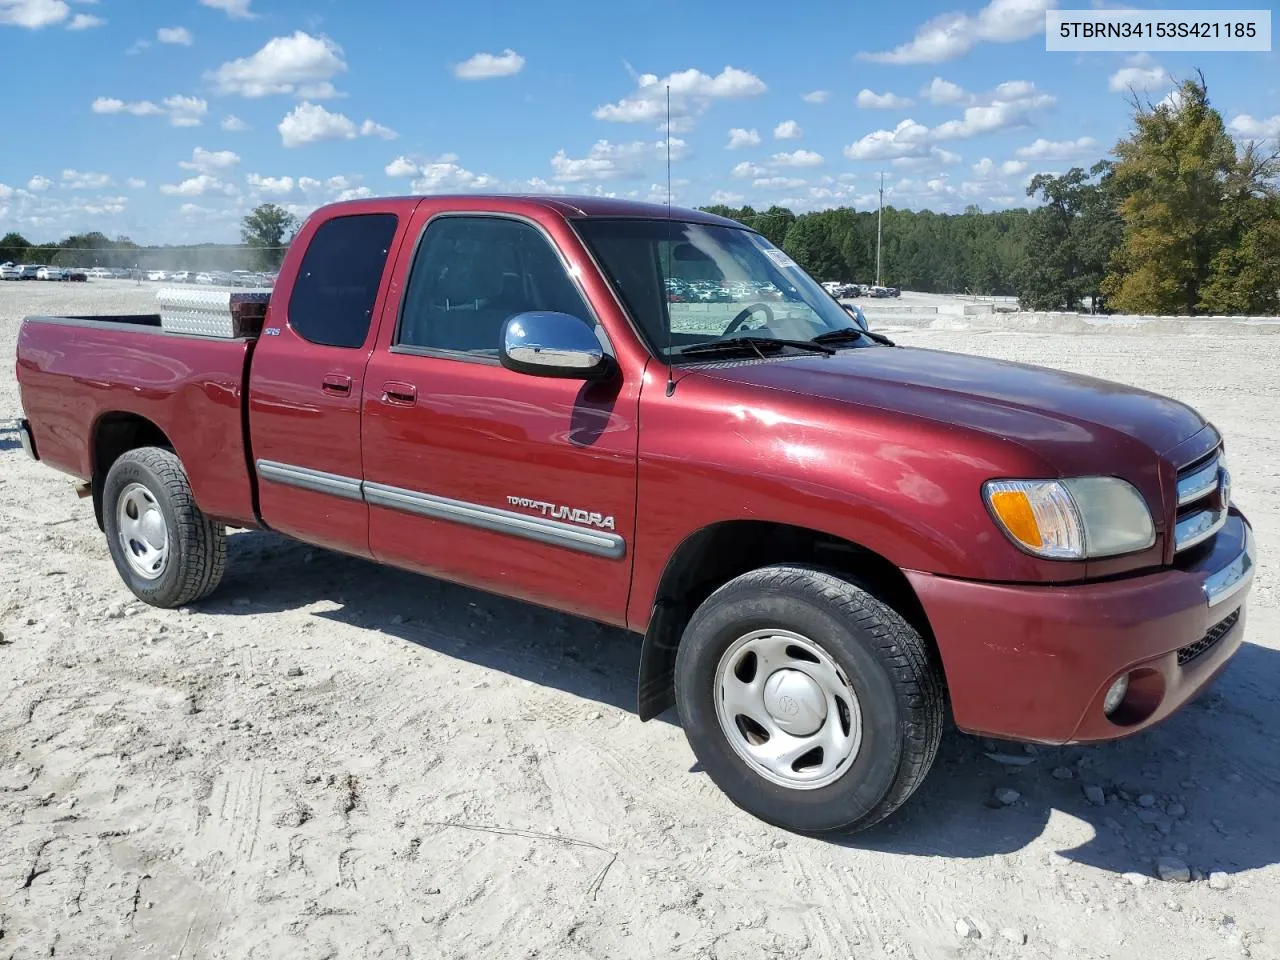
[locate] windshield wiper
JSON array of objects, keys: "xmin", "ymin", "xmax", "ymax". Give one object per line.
[
  {"xmin": 675, "ymin": 336, "xmax": 835, "ymax": 358},
  {"xmin": 810, "ymin": 326, "xmax": 897, "ymax": 347}
]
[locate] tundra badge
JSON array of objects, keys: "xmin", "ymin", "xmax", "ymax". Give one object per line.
[{"xmin": 507, "ymin": 496, "xmax": 616, "ymax": 531}]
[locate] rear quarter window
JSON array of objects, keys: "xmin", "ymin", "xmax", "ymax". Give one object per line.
[{"xmin": 287, "ymin": 213, "xmax": 400, "ymax": 348}]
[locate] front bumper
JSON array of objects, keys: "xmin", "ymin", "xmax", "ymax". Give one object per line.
[
  {"xmin": 18, "ymin": 418, "xmax": 38, "ymax": 461},
  {"xmin": 906, "ymin": 510, "xmax": 1255, "ymax": 744}
]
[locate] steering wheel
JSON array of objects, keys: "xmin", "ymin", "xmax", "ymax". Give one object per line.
[{"xmin": 722, "ymin": 301, "xmax": 775, "ymax": 336}]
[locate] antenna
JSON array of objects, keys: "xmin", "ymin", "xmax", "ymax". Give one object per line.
[
  {"xmin": 664, "ymin": 83, "xmax": 676, "ymax": 398},
  {"xmin": 875, "ymin": 171, "xmax": 884, "ymax": 287}
]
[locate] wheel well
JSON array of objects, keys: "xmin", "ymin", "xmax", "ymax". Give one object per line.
[
  {"xmin": 90, "ymin": 413, "xmax": 173, "ymax": 529},
  {"xmin": 636, "ymin": 520, "xmax": 940, "ymax": 721}
]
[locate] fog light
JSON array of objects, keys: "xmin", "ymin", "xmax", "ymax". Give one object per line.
[{"xmin": 1103, "ymin": 674, "xmax": 1130, "ymax": 716}]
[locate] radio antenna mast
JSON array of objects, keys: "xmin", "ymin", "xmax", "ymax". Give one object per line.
[{"xmin": 664, "ymin": 83, "xmax": 676, "ymax": 397}]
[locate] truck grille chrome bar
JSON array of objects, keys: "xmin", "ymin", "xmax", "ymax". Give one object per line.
[{"xmin": 1173, "ymin": 447, "xmax": 1229, "ymax": 553}]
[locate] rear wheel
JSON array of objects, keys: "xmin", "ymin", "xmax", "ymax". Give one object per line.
[
  {"xmin": 673, "ymin": 564, "xmax": 944, "ymax": 834},
  {"xmin": 102, "ymin": 447, "xmax": 226, "ymax": 607}
]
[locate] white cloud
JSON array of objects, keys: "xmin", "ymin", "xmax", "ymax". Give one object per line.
[
  {"xmin": 158, "ymin": 26, "xmax": 192, "ymax": 45},
  {"xmin": 207, "ymin": 31, "xmax": 346, "ymax": 98},
  {"xmin": 278, "ymin": 101, "xmax": 355, "ymax": 146},
  {"xmin": 93, "ymin": 95, "xmax": 207, "ymax": 126},
  {"xmin": 549, "ymin": 138, "xmax": 687, "ymax": 182},
  {"xmin": 972, "ymin": 157, "xmax": 995, "ymax": 177},
  {"xmin": 276, "ymin": 102, "xmax": 395, "ymax": 148},
  {"xmin": 847, "ymin": 79, "xmax": 1054, "ymax": 158},
  {"xmin": 159, "ymin": 175, "xmax": 239, "ymax": 197},
  {"xmin": 164, "ymin": 95, "xmax": 208, "ymax": 127},
  {"xmin": 999, "ymin": 159, "xmax": 1028, "ymax": 176},
  {"xmin": 920, "ymin": 77, "xmax": 970, "ymax": 105},
  {"xmin": 61, "ymin": 169, "xmax": 113, "ymax": 189},
  {"xmin": 860, "ymin": 0, "xmax": 1055, "ymax": 63},
  {"xmin": 67, "ymin": 13, "xmax": 103, "ymax": 29},
  {"xmin": 1229, "ymin": 114, "xmax": 1280, "ymax": 140},
  {"xmin": 1014, "ymin": 136, "xmax": 1098, "ymax": 159},
  {"xmin": 179, "ymin": 147, "xmax": 241, "ymax": 174},
  {"xmin": 844, "ymin": 119, "xmax": 933, "ymax": 160},
  {"xmin": 856, "ymin": 89, "xmax": 915, "ymax": 109},
  {"xmin": 385, "ymin": 156, "xmax": 419, "ymax": 178},
  {"xmin": 730, "ymin": 160, "xmax": 766, "ymax": 178},
  {"xmin": 800, "ymin": 90, "xmax": 829, "ymax": 104},
  {"xmin": 710, "ymin": 190, "xmax": 745, "ymax": 203},
  {"xmin": 126, "ymin": 177, "xmax": 147, "ymax": 189},
  {"xmin": 0, "ymin": 182, "xmax": 12, "ymax": 200},
  {"xmin": 246, "ymin": 174, "xmax": 295, "ymax": 196},
  {"xmin": 127, "ymin": 39, "xmax": 150, "ymax": 55},
  {"xmin": 773, "ymin": 119, "xmax": 802, "ymax": 140},
  {"xmin": 360, "ymin": 119, "xmax": 398, "ymax": 140},
  {"xmin": 1109, "ymin": 64, "xmax": 1168, "ymax": 93},
  {"xmin": 1155, "ymin": 88, "xmax": 1185, "ymax": 112},
  {"xmin": 27, "ymin": 175, "xmax": 53, "ymax": 191},
  {"xmin": 726, "ymin": 127, "xmax": 761, "ymax": 149},
  {"xmin": 199, "ymin": 0, "xmax": 256, "ymax": 19},
  {"xmin": 752, "ymin": 177, "xmax": 808, "ymax": 190},
  {"xmin": 453, "ymin": 48, "xmax": 525, "ymax": 80},
  {"xmin": 0, "ymin": 0, "xmax": 70, "ymax": 29},
  {"xmin": 593, "ymin": 66, "xmax": 766, "ymax": 128},
  {"xmin": 221, "ymin": 114, "xmax": 249, "ymax": 132},
  {"xmin": 770, "ymin": 149, "xmax": 823, "ymax": 168}
]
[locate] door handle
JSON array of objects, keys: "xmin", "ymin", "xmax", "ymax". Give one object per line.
[
  {"xmin": 382, "ymin": 381, "xmax": 417, "ymax": 406},
  {"xmin": 321, "ymin": 374, "xmax": 352, "ymax": 396}
]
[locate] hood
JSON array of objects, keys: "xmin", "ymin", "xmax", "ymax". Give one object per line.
[{"xmin": 692, "ymin": 345, "xmax": 1206, "ymax": 465}]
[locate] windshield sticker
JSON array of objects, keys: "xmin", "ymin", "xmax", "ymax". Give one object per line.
[{"xmin": 764, "ymin": 248, "xmax": 798, "ymax": 269}]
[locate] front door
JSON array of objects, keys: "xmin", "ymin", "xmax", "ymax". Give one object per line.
[
  {"xmin": 249, "ymin": 209, "xmax": 406, "ymax": 557},
  {"xmin": 361, "ymin": 211, "xmax": 639, "ymax": 625}
]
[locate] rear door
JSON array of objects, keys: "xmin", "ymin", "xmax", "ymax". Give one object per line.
[{"xmin": 248, "ymin": 206, "xmax": 410, "ymax": 557}]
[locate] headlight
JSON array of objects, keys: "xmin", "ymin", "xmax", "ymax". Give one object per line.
[{"xmin": 983, "ymin": 477, "xmax": 1155, "ymax": 560}]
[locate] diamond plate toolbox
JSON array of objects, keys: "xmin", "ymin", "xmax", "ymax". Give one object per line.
[{"xmin": 156, "ymin": 287, "xmax": 272, "ymax": 338}]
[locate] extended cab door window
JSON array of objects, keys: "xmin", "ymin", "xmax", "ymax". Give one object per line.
[
  {"xmin": 394, "ymin": 216, "xmax": 597, "ymax": 358},
  {"xmin": 248, "ymin": 210, "xmax": 402, "ymax": 559}
]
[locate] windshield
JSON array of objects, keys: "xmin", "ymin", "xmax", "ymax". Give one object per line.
[{"xmin": 573, "ymin": 218, "xmax": 866, "ymax": 360}]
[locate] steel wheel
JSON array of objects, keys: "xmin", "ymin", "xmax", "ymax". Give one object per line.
[
  {"xmin": 116, "ymin": 482, "xmax": 169, "ymax": 580},
  {"xmin": 713, "ymin": 628, "xmax": 862, "ymax": 790}
]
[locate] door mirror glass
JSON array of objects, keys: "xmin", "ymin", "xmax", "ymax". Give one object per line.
[
  {"xmin": 842, "ymin": 302, "xmax": 869, "ymax": 331},
  {"xmin": 500, "ymin": 312, "xmax": 613, "ymax": 380}
]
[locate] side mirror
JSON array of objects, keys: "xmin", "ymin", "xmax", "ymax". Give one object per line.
[
  {"xmin": 500, "ymin": 311, "xmax": 614, "ymax": 380},
  {"xmin": 842, "ymin": 302, "xmax": 869, "ymax": 331}
]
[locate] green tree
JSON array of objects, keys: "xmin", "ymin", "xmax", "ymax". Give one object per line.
[
  {"xmin": 1101, "ymin": 74, "xmax": 1238, "ymax": 314},
  {"xmin": 1, "ymin": 231, "xmax": 31, "ymax": 264},
  {"xmin": 1017, "ymin": 163, "xmax": 1122, "ymax": 311},
  {"xmin": 241, "ymin": 203, "xmax": 299, "ymax": 270},
  {"xmin": 782, "ymin": 214, "xmax": 844, "ymax": 280},
  {"xmin": 1198, "ymin": 142, "xmax": 1280, "ymax": 314}
]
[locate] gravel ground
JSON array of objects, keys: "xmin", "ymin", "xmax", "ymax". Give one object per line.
[{"xmin": 2, "ymin": 280, "xmax": 1279, "ymax": 960}]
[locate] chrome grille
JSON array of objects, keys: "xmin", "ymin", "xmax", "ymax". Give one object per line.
[
  {"xmin": 1177, "ymin": 608, "xmax": 1239, "ymax": 666},
  {"xmin": 1174, "ymin": 448, "xmax": 1229, "ymax": 553}
]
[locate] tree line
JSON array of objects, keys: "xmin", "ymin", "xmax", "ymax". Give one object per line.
[{"xmin": 701, "ymin": 73, "xmax": 1279, "ymax": 315}]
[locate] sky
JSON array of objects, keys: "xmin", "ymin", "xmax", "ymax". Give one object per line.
[{"xmin": 0, "ymin": 0, "xmax": 1276, "ymax": 245}]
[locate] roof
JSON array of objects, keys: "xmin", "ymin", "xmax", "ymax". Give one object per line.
[{"xmin": 319, "ymin": 193, "xmax": 751, "ymax": 230}]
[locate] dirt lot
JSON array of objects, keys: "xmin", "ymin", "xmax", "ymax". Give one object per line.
[{"xmin": 2, "ymin": 280, "xmax": 1278, "ymax": 960}]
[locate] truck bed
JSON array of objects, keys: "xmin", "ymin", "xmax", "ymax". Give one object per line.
[{"xmin": 16, "ymin": 314, "xmax": 260, "ymax": 526}]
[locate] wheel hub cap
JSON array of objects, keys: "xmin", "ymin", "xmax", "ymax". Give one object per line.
[
  {"xmin": 116, "ymin": 482, "xmax": 169, "ymax": 580},
  {"xmin": 763, "ymin": 669, "xmax": 826, "ymax": 736}
]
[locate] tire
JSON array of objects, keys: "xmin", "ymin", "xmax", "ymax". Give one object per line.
[
  {"xmin": 102, "ymin": 446, "xmax": 227, "ymax": 608},
  {"xmin": 673, "ymin": 564, "xmax": 944, "ymax": 835}
]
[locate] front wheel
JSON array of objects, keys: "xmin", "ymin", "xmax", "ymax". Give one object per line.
[
  {"xmin": 673, "ymin": 565, "xmax": 945, "ymax": 834},
  {"xmin": 102, "ymin": 447, "xmax": 226, "ymax": 607}
]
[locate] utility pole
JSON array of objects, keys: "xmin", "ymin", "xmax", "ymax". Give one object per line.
[{"xmin": 875, "ymin": 170, "xmax": 884, "ymax": 287}]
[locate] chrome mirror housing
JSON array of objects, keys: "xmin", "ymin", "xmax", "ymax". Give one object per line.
[{"xmin": 500, "ymin": 311, "xmax": 614, "ymax": 380}]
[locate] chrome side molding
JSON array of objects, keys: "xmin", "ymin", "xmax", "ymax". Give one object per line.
[{"xmin": 256, "ymin": 459, "xmax": 626, "ymax": 559}]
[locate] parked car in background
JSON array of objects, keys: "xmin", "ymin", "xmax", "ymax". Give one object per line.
[
  {"xmin": 18, "ymin": 265, "xmax": 42, "ymax": 280},
  {"xmin": 87, "ymin": 268, "xmax": 113, "ymax": 279},
  {"xmin": 195, "ymin": 273, "xmax": 215, "ymax": 285},
  {"xmin": 170, "ymin": 271, "xmax": 194, "ymax": 284},
  {"xmin": 0, "ymin": 263, "xmax": 22, "ymax": 281},
  {"xmin": 35, "ymin": 266, "xmax": 65, "ymax": 281},
  {"xmin": 146, "ymin": 270, "xmax": 168, "ymax": 282},
  {"xmin": 65, "ymin": 269, "xmax": 87, "ymax": 282}
]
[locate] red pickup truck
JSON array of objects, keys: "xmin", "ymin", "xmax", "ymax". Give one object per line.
[{"xmin": 15, "ymin": 195, "xmax": 1255, "ymax": 834}]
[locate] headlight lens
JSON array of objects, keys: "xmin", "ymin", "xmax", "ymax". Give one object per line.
[{"xmin": 983, "ymin": 477, "xmax": 1155, "ymax": 560}]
